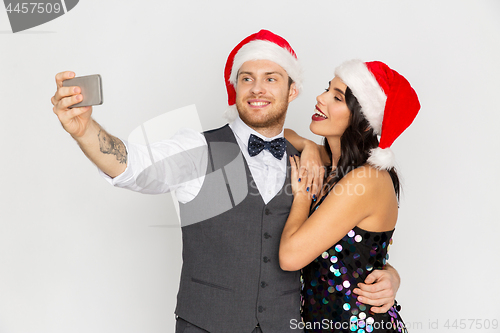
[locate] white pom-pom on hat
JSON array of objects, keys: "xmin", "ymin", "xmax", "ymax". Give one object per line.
[
  {"xmin": 224, "ymin": 105, "xmax": 238, "ymax": 123},
  {"xmin": 367, "ymin": 147, "xmax": 396, "ymax": 171}
]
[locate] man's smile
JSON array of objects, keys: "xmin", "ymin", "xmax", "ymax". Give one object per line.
[{"xmin": 248, "ymin": 99, "xmax": 271, "ymax": 108}]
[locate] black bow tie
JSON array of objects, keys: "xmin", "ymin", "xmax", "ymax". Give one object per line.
[{"xmin": 248, "ymin": 134, "xmax": 286, "ymax": 160}]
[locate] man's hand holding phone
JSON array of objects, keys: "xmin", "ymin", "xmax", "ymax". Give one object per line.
[
  {"xmin": 51, "ymin": 71, "xmax": 127, "ymax": 178},
  {"xmin": 51, "ymin": 71, "xmax": 99, "ymax": 138}
]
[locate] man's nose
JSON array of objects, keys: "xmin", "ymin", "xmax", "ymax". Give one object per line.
[{"xmin": 250, "ymin": 80, "xmax": 266, "ymax": 95}]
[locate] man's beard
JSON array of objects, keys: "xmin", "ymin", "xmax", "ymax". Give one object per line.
[{"xmin": 235, "ymin": 99, "xmax": 289, "ymax": 129}]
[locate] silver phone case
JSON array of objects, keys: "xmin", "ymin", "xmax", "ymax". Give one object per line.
[{"xmin": 62, "ymin": 74, "xmax": 103, "ymax": 108}]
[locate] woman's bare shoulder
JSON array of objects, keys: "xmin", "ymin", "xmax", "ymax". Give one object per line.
[{"xmin": 341, "ymin": 164, "xmax": 393, "ymax": 188}]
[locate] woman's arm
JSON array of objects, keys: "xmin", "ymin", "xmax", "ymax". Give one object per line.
[
  {"xmin": 279, "ymin": 158, "xmax": 401, "ymax": 310},
  {"xmin": 280, "ymin": 156, "xmax": 401, "ymax": 313},
  {"xmin": 279, "ymin": 162, "xmax": 395, "ymax": 271},
  {"xmin": 284, "ymin": 129, "xmax": 330, "ymax": 165},
  {"xmin": 279, "ymin": 165, "xmax": 368, "ymax": 271}
]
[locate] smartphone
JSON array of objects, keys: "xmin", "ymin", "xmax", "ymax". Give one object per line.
[{"xmin": 62, "ymin": 74, "xmax": 103, "ymax": 108}]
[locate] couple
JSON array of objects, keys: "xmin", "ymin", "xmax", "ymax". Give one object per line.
[{"xmin": 51, "ymin": 30, "xmax": 418, "ymax": 332}]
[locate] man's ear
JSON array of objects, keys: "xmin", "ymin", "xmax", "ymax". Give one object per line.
[{"xmin": 288, "ymin": 82, "xmax": 299, "ymax": 103}]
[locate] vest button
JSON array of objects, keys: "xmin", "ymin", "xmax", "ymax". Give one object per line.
[
  {"xmin": 258, "ymin": 305, "xmax": 266, "ymax": 313},
  {"xmin": 261, "ymin": 281, "xmax": 268, "ymax": 288},
  {"xmin": 264, "ymin": 208, "xmax": 271, "ymax": 215},
  {"xmin": 264, "ymin": 232, "xmax": 271, "ymax": 239},
  {"xmin": 263, "ymin": 256, "xmax": 270, "ymax": 263}
]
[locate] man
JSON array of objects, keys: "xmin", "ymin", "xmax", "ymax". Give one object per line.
[{"xmin": 52, "ymin": 30, "xmax": 400, "ymax": 333}]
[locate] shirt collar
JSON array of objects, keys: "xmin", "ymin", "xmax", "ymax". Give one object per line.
[{"xmin": 229, "ymin": 114, "xmax": 284, "ymax": 148}]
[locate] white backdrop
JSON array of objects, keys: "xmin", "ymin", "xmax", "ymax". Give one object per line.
[{"xmin": 1, "ymin": 1, "xmax": 499, "ymax": 332}]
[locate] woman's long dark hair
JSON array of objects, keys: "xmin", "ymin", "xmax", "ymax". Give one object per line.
[{"xmin": 321, "ymin": 86, "xmax": 400, "ymax": 200}]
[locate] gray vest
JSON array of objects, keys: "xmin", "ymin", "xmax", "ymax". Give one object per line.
[{"xmin": 175, "ymin": 125, "xmax": 301, "ymax": 333}]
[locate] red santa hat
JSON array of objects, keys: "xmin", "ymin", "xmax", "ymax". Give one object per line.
[
  {"xmin": 334, "ymin": 60, "xmax": 420, "ymax": 170},
  {"xmin": 223, "ymin": 29, "xmax": 303, "ymax": 122}
]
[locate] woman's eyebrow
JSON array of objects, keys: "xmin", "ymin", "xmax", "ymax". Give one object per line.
[{"xmin": 334, "ymin": 88, "xmax": 345, "ymax": 95}]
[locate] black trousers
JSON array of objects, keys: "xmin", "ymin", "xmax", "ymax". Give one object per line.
[{"xmin": 175, "ymin": 317, "xmax": 263, "ymax": 333}]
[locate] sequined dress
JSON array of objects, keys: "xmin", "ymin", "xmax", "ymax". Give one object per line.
[{"xmin": 301, "ymin": 199, "xmax": 407, "ymax": 332}]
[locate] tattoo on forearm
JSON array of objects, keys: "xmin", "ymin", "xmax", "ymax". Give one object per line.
[{"xmin": 98, "ymin": 129, "xmax": 127, "ymax": 164}]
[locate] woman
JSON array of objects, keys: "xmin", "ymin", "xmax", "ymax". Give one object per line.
[{"xmin": 280, "ymin": 60, "xmax": 420, "ymax": 332}]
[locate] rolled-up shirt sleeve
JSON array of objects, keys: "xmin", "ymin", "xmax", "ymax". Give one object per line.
[{"xmin": 99, "ymin": 128, "xmax": 208, "ymax": 203}]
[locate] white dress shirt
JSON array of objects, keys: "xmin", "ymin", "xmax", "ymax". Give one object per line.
[{"xmin": 100, "ymin": 115, "xmax": 287, "ymax": 204}]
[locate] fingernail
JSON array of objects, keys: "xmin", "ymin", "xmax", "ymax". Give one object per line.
[
  {"xmin": 306, "ymin": 187, "xmax": 310, "ymax": 192},
  {"xmin": 298, "ymin": 178, "xmax": 301, "ymax": 182},
  {"xmin": 312, "ymin": 194, "xmax": 316, "ymax": 200}
]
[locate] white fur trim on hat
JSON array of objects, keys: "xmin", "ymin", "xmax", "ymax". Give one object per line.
[
  {"xmin": 335, "ymin": 60, "xmax": 386, "ymax": 134},
  {"xmin": 223, "ymin": 105, "xmax": 238, "ymax": 123},
  {"xmin": 367, "ymin": 147, "xmax": 395, "ymax": 170},
  {"xmin": 229, "ymin": 40, "xmax": 303, "ymax": 93}
]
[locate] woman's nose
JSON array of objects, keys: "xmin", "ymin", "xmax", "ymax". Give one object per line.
[{"xmin": 316, "ymin": 92, "xmax": 326, "ymax": 105}]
